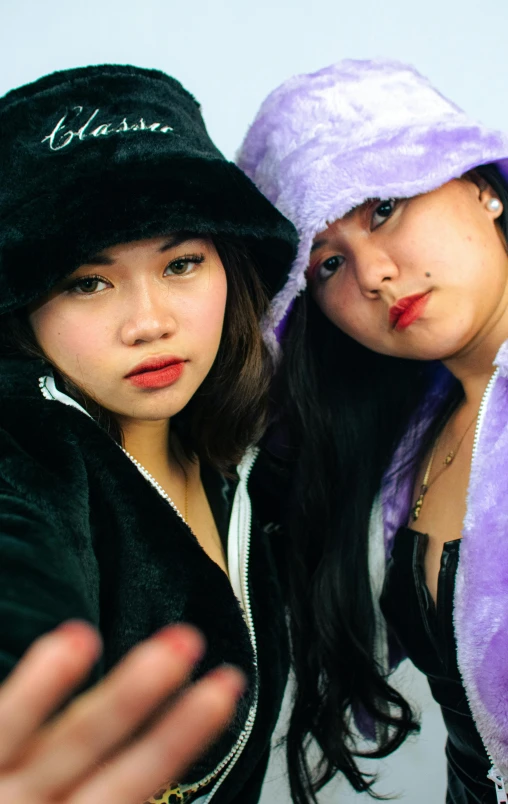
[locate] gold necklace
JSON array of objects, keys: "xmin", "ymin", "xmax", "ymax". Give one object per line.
[{"xmin": 410, "ymin": 410, "xmax": 478, "ymax": 522}]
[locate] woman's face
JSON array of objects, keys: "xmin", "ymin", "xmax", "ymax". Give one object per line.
[
  {"xmin": 29, "ymin": 236, "xmax": 227, "ymax": 422},
  {"xmin": 308, "ymin": 179, "xmax": 508, "ymax": 361}
]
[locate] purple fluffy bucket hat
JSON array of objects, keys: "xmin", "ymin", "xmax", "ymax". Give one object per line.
[{"xmin": 237, "ymin": 58, "xmax": 508, "ymax": 353}]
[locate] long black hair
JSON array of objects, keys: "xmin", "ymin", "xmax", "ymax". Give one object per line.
[{"xmin": 276, "ymin": 164, "xmax": 508, "ymax": 802}]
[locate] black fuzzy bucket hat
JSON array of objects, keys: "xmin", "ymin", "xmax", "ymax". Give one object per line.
[{"xmin": 0, "ymin": 64, "xmax": 297, "ymax": 313}]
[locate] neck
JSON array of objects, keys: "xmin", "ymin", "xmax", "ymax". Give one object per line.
[
  {"xmin": 118, "ymin": 416, "xmax": 172, "ymax": 474},
  {"xmin": 442, "ymin": 313, "xmax": 508, "ymax": 409}
]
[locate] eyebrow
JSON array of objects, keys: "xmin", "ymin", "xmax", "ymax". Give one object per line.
[
  {"xmin": 159, "ymin": 233, "xmax": 198, "ymax": 252},
  {"xmin": 310, "ymin": 239, "xmax": 326, "ymax": 253},
  {"xmin": 82, "ymin": 253, "xmax": 115, "ymax": 266},
  {"xmin": 310, "ymin": 206, "xmax": 364, "ymax": 253},
  {"xmin": 84, "ymin": 233, "xmax": 199, "ymax": 265}
]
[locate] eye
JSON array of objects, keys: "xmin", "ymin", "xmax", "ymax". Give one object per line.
[
  {"xmin": 68, "ymin": 276, "xmax": 110, "ymax": 295},
  {"xmin": 371, "ymin": 198, "xmax": 397, "ymax": 228},
  {"xmin": 164, "ymin": 254, "xmax": 205, "ymax": 276},
  {"xmin": 314, "ymin": 255, "xmax": 344, "ymax": 282}
]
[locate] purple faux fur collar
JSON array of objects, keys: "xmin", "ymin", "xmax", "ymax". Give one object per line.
[{"xmin": 381, "ymin": 344, "xmax": 508, "ymax": 776}]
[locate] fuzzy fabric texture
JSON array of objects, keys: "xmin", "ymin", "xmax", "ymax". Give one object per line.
[
  {"xmin": 378, "ymin": 349, "xmax": 508, "ymax": 778},
  {"xmin": 0, "ymin": 64, "xmax": 297, "ymax": 311},
  {"xmin": 0, "ymin": 357, "xmax": 289, "ymax": 803},
  {"xmin": 237, "ymin": 58, "xmax": 508, "ymax": 352}
]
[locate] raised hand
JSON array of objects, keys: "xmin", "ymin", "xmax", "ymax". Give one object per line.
[{"xmin": 0, "ymin": 621, "xmax": 245, "ymax": 803}]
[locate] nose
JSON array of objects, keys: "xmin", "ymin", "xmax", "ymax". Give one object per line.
[
  {"xmin": 353, "ymin": 244, "xmax": 399, "ymax": 298},
  {"xmin": 120, "ymin": 282, "xmax": 177, "ymax": 346}
]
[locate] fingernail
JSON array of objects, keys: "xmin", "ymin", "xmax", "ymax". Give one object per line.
[
  {"xmin": 153, "ymin": 625, "xmax": 205, "ymax": 664},
  {"xmin": 55, "ymin": 621, "xmax": 102, "ymax": 656},
  {"xmin": 209, "ymin": 665, "xmax": 247, "ymax": 698}
]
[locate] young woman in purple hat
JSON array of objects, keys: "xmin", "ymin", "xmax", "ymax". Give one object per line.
[
  {"xmin": 239, "ymin": 59, "xmax": 508, "ymax": 804},
  {"xmin": 0, "ymin": 64, "xmax": 298, "ymax": 804}
]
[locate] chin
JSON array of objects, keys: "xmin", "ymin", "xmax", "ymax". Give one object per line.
[
  {"xmin": 390, "ymin": 346, "xmax": 453, "ymax": 362},
  {"xmin": 365, "ymin": 337, "xmax": 459, "ymax": 362},
  {"xmin": 129, "ymin": 401, "xmax": 192, "ymax": 421},
  {"xmin": 106, "ymin": 375, "xmax": 205, "ymax": 421},
  {"xmin": 380, "ymin": 322, "xmax": 470, "ymax": 362},
  {"xmin": 104, "ymin": 394, "xmax": 192, "ymax": 422}
]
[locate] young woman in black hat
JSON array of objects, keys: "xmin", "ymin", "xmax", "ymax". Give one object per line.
[{"xmin": 0, "ymin": 64, "xmax": 297, "ymax": 804}]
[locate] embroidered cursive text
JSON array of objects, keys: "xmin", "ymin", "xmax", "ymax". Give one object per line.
[{"xmin": 41, "ymin": 106, "xmax": 174, "ymax": 151}]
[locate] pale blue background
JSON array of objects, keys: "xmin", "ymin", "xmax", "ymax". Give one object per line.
[
  {"xmin": 1, "ymin": 0, "xmax": 505, "ymax": 799},
  {"xmin": 1, "ymin": 0, "xmax": 507, "ymax": 160}
]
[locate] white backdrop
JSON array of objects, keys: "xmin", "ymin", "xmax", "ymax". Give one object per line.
[
  {"xmin": 260, "ymin": 663, "xmax": 447, "ymax": 803},
  {"xmin": 1, "ymin": 0, "xmax": 507, "ymax": 160},
  {"xmin": 1, "ymin": 0, "xmax": 505, "ymax": 800}
]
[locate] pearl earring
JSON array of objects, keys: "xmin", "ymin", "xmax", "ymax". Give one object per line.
[{"xmin": 487, "ymin": 198, "xmax": 502, "ymax": 212}]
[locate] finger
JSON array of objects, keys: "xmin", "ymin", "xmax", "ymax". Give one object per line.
[
  {"xmin": 69, "ymin": 665, "xmax": 246, "ymax": 804},
  {"xmin": 0, "ymin": 621, "xmax": 101, "ymax": 768},
  {"xmin": 23, "ymin": 624, "xmax": 205, "ymax": 797}
]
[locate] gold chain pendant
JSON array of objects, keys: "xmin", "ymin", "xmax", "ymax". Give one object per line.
[
  {"xmin": 411, "ymin": 484, "xmax": 428, "ymax": 522},
  {"xmin": 144, "ymin": 785, "xmax": 195, "ymax": 803}
]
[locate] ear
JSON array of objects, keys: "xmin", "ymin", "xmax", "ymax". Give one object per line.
[
  {"xmin": 463, "ymin": 170, "xmax": 504, "ymax": 220},
  {"xmin": 482, "ymin": 184, "xmax": 504, "ymax": 220}
]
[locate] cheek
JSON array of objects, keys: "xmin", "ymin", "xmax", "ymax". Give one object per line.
[
  {"xmin": 315, "ymin": 281, "xmax": 393, "ymax": 354},
  {"xmin": 185, "ymin": 271, "xmax": 228, "ymax": 354},
  {"xmin": 316, "ymin": 280, "xmax": 368, "ymax": 337},
  {"xmin": 29, "ymin": 303, "xmax": 109, "ymax": 374}
]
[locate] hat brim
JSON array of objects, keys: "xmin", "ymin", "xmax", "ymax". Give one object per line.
[
  {"xmin": 0, "ymin": 155, "xmax": 297, "ymax": 312},
  {"xmin": 266, "ymin": 124, "xmax": 508, "ymax": 341}
]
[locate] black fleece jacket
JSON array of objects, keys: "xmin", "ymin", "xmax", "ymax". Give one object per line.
[{"xmin": 0, "ymin": 357, "xmax": 289, "ymax": 804}]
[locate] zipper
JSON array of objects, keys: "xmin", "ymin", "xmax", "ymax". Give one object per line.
[
  {"xmin": 471, "ymin": 368, "xmax": 499, "ymax": 467},
  {"xmin": 459, "ymin": 368, "xmax": 506, "ymax": 801},
  {"xmin": 122, "ymin": 449, "xmax": 189, "ymax": 528},
  {"xmin": 124, "ymin": 445, "xmax": 261, "ymax": 800},
  {"xmin": 201, "ymin": 446, "xmax": 260, "ymax": 802},
  {"xmin": 38, "ymin": 375, "xmax": 261, "ymax": 801},
  {"xmin": 487, "ymin": 768, "xmax": 508, "ymax": 804}
]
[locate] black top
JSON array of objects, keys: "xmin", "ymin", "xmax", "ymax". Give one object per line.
[{"xmin": 380, "ymin": 527, "xmax": 493, "ymax": 803}]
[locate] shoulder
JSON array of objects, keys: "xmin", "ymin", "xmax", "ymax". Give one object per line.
[{"xmin": 0, "ymin": 358, "xmax": 90, "ymax": 510}]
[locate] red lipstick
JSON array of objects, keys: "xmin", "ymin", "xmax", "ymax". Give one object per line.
[
  {"xmin": 125, "ymin": 357, "xmax": 186, "ymax": 389},
  {"xmin": 389, "ymin": 292, "xmax": 431, "ymax": 331}
]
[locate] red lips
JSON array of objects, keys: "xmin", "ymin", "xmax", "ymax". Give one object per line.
[
  {"xmin": 389, "ymin": 292, "xmax": 431, "ymax": 331},
  {"xmin": 125, "ymin": 357, "xmax": 186, "ymax": 389}
]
